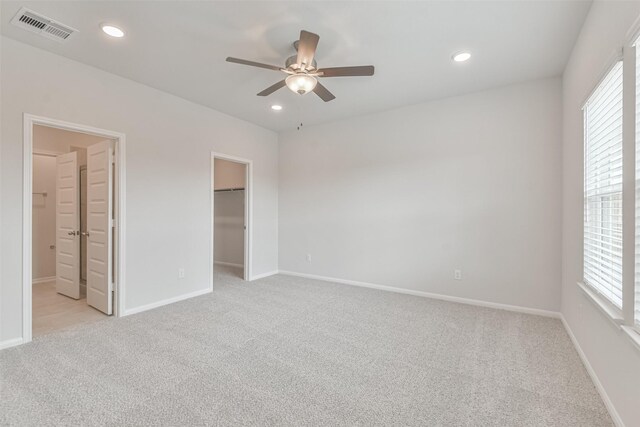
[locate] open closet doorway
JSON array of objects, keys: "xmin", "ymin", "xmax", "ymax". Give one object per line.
[
  {"xmin": 212, "ymin": 153, "xmax": 251, "ymax": 281},
  {"xmin": 24, "ymin": 115, "xmax": 126, "ymax": 342}
]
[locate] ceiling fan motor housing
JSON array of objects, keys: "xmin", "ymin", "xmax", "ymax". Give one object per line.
[{"xmin": 285, "ymin": 54, "xmax": 317, "ymax": 72}]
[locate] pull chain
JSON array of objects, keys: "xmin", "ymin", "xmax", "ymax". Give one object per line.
[{"xmin": 296, "ymin": 98, "xmax": 304, "ymax": 131}]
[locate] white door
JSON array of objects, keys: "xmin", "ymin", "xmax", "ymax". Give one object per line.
[
  {"xmin": 56, "ymin": 151, "xmax": 80, "ymax": 299},
  {"xmin": 86, "ymin": 140, "xmax": 114, "ymax": 315}
]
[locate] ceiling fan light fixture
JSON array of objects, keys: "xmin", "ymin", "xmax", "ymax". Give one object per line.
[
  {"xmin": 271, "ymin": 104, "xmax": 283, "ymax": 111},
  {"xmin": 285, "ymin": 73, "xmax": 317, "ymax": 95}
]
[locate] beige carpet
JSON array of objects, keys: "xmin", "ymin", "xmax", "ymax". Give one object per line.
[{"xmin": 1, "ymin": 266, "xmax": 611, "ymax": 426}]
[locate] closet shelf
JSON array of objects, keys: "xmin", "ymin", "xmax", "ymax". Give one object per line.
[{"xmin": 214, "ymin": 188, "xmax": 245, "ymax": 193}]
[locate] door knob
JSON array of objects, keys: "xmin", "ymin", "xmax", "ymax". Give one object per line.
[
  {"xmin": 67, "ymin": 231, "xmax": 77, "ymax": 236},
  {"xmin": 81, "ymin": 231, "xmax": 90, "ymax": 237}
]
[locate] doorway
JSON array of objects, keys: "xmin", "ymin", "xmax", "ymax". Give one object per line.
[
  {"xmin": 211, "ymin": 153, "xmax": 251, "ymax": 282},
  {"xmin": 23, "ymin": 115, "xmax": 126, "ymax": 342}
]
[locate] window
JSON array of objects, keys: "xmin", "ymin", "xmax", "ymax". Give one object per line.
[
  {"xmin": 584, "ymin": 61, "xmax": 624, "ymax": 309},
  {"xmin": 636, "ymin": 42, "xmax": 640, "ymax": 329}
]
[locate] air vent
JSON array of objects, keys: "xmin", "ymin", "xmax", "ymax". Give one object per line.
[{"xmin": 11, "ymin": 7, "xmax": 78, "ymax": 42}]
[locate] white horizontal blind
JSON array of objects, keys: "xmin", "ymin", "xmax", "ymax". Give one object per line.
[
  {"xmin": 636, "ymin": 42, "xmax": 640, "ymax": 328},
  {"xmin": 584, "ymin": 61, "xmax": 624, "ymax": 308}
]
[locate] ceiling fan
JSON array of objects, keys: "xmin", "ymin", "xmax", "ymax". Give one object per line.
[{"xmin": 226, "ymin": 30, "xmax": 374, "ymax": 102}]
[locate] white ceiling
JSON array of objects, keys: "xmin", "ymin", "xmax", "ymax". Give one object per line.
[{"xmin": 1, "ymin": 1, "xmax": 591, "ymax": 132}]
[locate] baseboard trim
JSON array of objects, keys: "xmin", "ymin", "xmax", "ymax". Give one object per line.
[
  {"xmin": 0, "ymin": 337, "xmax": 24, "ymax": 350},
  {"xmin": 250, "ymin": 270, "xmax": 279, "ymax": 281},
  {"xmin": 214, "ymin": 261, "xmax": 244, "ymax": 268},
  {"xmin": 278, "ymin": 270, "xmax": 560, "ymax": 318},
  {"xmin": 560, "ymin": 315, "xmax": 624, "ymax": 427},
  {"xmin": 122, "ymin": 287, "xmax": 212, "ymax": 317},
  {"xmin": 32, "ymin": 276, "xmax": 55, "ymax": 285}
]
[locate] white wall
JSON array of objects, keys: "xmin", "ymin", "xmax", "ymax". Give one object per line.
[
  {"xmin": 562, "ymin": 1, "xmax": 640, "ymax": 425},
  {"xmin": 279, "ymin": 77, "xmax": 563, "ymax": 312},
  {"xmin": 214, "ymin": 158, "xmax": 245, "ymax": 190},
  {"xmin": 31, "ymin": 154, "xmax": 56, "ymax": 280},
  {"xmin": 33, "ymin": 125, "xmax": 106, "ymax": 154},
  {"xmin": 0, "ymin": 37, "xmax": 279, "ymax": 343}
]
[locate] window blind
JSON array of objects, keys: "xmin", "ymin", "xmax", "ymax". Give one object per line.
[
  {"xmin": 636, "ymin": 43, "xmax": 640, "ymax": 328},
  {"xmin": 584, "ymin": 61, "xmax": 624, "ymax": 309}
]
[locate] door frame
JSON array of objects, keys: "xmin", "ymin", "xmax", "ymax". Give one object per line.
[
  {"xmin": 211, "ymin": 152, "xmax": 252, "ymax": 283},
  {"xmin": 22, "ymin": 114, "xmax": 126, "ymax": 343}
]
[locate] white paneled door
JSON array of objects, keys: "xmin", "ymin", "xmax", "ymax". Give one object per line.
[
  {"xmin": 56, "ymin": 151, "xmax": 80, "ymax": 299},
  {"xmin": 86, "ymin": 140, "xmax": 114, "ymax": 315}
]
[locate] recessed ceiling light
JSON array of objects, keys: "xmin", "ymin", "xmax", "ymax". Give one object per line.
[
  {"xmin": 101, "ymin": 24, "xmax": 124, "ymax": 38},
  {"xmin": 271, "ymin": 105, "xmax": 283, "ymax": 111},
  {"xmin": 452, "ymin": 51, "xmax": 471, "ymax": 62}
]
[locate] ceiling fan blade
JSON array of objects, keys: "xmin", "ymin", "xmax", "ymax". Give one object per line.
[
  {"xmin": 226, "ymin": 57, "xmax": 282, "ymax": 71},
  {"xmin": 319, "ymin": 66, "xmax": 375, "ymax": 77},
  {"xmin": 313, "ymin": 82, "xmax": 336, "ymax": 102},
  {"xmin": 296, "ymin": 30, "xmax": 320, "ymax": 70},
  {"xmin": 257, "ymin": 80, "xmax": 287, "ymax": 96}
]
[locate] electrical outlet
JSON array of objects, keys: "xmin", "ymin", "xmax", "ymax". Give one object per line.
[
  {"xmin": 306, "ymin": 254, "xmax": 312, "ymax": 262},
  {"xmin": 454, "ymin": 269, "xmax": 462, "ymax": 280},
  {"xmin": 178, "ymin": 268, "xmax": 185, "ymax": 279}
]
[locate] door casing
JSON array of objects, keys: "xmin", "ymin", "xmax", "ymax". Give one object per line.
[{"xmin": 22, "ymin": 114, "xmax": 126, "ymax": 344}]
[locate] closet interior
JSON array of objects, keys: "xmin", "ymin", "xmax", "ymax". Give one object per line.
[{"xmin": 213, "ymin": 158, "xmax": 247, "ymax": 279}]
